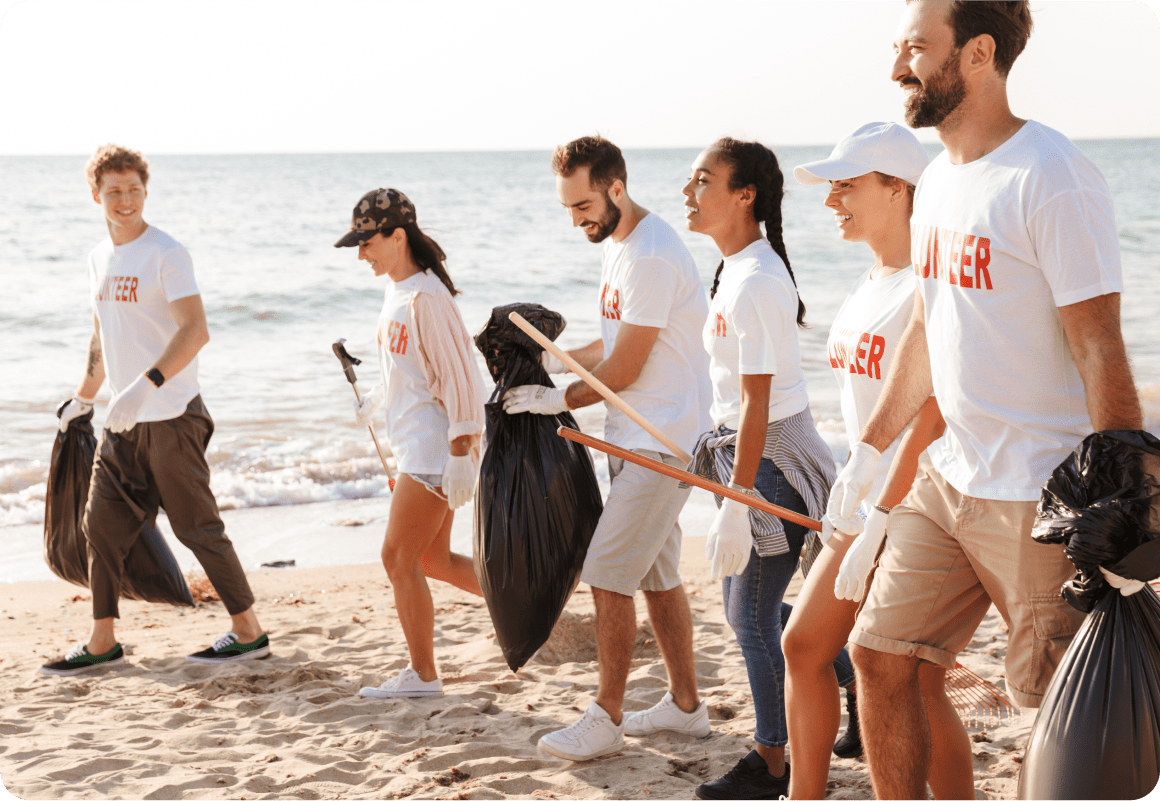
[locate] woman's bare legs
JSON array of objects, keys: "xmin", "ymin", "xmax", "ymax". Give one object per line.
[
  {"xmin": 380, "ymin": 475, "xmax": 476, "ymax": 682},
  {"xmin": 784, "ymin": 534, "xmax": 858, "ymax": 800}
]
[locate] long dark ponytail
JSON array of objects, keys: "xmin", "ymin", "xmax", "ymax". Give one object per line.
[
  {"xmin": 708, "ymin": 138, "xmax": 806, "ymax": 328},
  {"xmin": 399, "ymin": 223, "xmax": 460, "ymax": 297}
]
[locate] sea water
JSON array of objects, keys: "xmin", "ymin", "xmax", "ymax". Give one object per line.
[{"xmin": 2, "ymin": 142, "xmax": 1159, "ymax": 578}]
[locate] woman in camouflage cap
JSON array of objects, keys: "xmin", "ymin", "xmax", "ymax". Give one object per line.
[{"xmin": 336, "ymin": 188, "xmax": 486, "ymax": 699}]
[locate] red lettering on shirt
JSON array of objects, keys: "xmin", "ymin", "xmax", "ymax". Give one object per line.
[
  {"xmin": 384, "ymin": 320, "xmax": 409, "ymax": 356},
  {"xmin": 913, "ymin": 226, "xmax": 994, "ymax": 292},
  {"xmin": 852, "ymin": 333, "xmax": 870, "ymax": 375},
  {"xmin": 949, "ymin": 231, "xmax": 963, "ymax": 286},
  {"xmin": 974, "ymin": 237, "xmax": 993, "ymax": 290},
  {"xmin": 960, "ymin": 235, "xmax": 975, "ymax": 289},
  {"xmin": 714, "ymin": 312, "xmax": 727, "ymax": 337},
  {"xmin": 865, "ymin": 335, "xmax": 886, "ymax": 379},
  {"xmin": 599, "ymin": 283, "xmax": 621, "ymax": 320},
  {"xmin": 95, "ymin": 275, "xmax": 139, "ymax": 303},
  {"xmin": 829, "ymin": 328, "xmax": 887, "ymax": 381}
]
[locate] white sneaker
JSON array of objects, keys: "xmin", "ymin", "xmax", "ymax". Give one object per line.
[
  {"xmin": 623, "ymin": 692, "xmax": 711, "ymax": 738},
  {"xmin": 538, "ymin": 701, "xmax": 625, "ymax": 761},
  {"xmin": 358, "ymin": 666, "xmax": 443, "ymax": 699}
]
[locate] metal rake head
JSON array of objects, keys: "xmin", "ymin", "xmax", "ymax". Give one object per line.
[{"xmin": 945, "ymin": 662, "xmax": 1022, "ymax": 730}]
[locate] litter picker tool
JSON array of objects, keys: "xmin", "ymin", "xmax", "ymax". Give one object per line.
[
  {"xmin": 332, "ymin": 338, "xmax": 396, "ymax": 492},
  {"xmin": 556, "ymin": 425, "xmax": 822, "ymax": 532},
  {"xmin": 508, "ymin": 311, "xmax": 693, "ymax": 464}
]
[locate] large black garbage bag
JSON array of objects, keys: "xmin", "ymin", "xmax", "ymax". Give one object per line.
[
  {"xmin": 44, "ymin": 407, "xmax": 194, "ymax": 606},
  {"xmin": 1018, "ymin": 430, "xmax": 1160, "ymax": 799},
  {"xmin": 473, "ymin": 303, "xmax": 603, "ymax": 671}
]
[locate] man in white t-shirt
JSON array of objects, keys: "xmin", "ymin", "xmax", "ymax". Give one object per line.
[
  {"xmin": 824, "ymin": 3, "xmax": 1144, "ymax": 797},
  {"xmin": 40, "ymin": 144, "xmax": 268, "ymax": 678},
  {"xmin": 503, "ymin": 135, "xmax": 713, "ymax": 761}
]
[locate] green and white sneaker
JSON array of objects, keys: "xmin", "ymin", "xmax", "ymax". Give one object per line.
[
  {"xmin": 186, "ymin": 632, "xmax": 271, "ymax": 664},
  {"xmin": 39, "ymin": 643, "xmax": 125, "ymax": 676}
]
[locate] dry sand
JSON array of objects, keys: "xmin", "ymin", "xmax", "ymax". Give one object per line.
[{"xmin": 1, "ymin": 537, "xmax": 1032, "ymax": 800}]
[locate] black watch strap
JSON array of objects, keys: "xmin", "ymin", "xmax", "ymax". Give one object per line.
[{"xmin": 145, "ymin": 368, "xmax": 165, "ymax": 388}]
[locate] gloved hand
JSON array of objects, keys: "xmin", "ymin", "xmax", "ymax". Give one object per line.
[
  {"xmin": 834, "ymin": 506, "xmax": 889, "ymax": 602},
  {"xmin": 706, "ymin": 496, "xmax": 753, "ymax": 581},
  {"xmin": 57, "ymin": 393, "xmax": 95, "ymax": 432},
  {"xmin": 105, "ymin": 374, "xmax": 156, "ymax": 433},
  {"xmin": 441, "ymin": 453, "xmax": 476, "ymax": 510},
  {"xmin": 1099, "ymin": 566, "xmax": 1146, "ymax": 596},
  {"xmin": 541, "ymin": 350, "xmax": 568, "ymax": 375},
  {"xmin": 825, "ymin": 442, "xmax": 882, "ymax": 537},
  {"xmin": 502, "ymin": 385, "xmax": 568, "ymax": 415},
  {"xmin": 353, "ymin": 382, "xmax": 384, "ymax": 426}
]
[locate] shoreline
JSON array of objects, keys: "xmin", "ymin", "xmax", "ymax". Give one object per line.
[{"xmin": 1, "ymin": 538, "xmax": 1032, "ymax": 800}]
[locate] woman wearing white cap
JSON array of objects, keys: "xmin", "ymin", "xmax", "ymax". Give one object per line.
[
  {"xmin": 782, "ymin": 124, "xmax": 972, "ymax": 799},
  {"xmin": 334, "ymin": 188, "xmax": 486, "ymax": 700}
]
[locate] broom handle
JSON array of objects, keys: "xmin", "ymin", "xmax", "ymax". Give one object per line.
[
  {"xmin": 508, "ymin": 311, "xmax": 693, "ymax": 464},
  {"xmin": 557, "ymin": 426, "xmax": 822, "ymax": 532}
]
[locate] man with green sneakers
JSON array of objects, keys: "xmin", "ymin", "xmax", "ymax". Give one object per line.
[{"xmin": 39, "ymin": 144, "xmax": 269, "ymax": 677}]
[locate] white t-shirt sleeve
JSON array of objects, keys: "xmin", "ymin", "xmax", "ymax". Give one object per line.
[
  {"xmin": 1029, "ymin": 188, "xmax": 1122, "ymax": 308},
  {"xmin": 732, "ymin": 274, "xmax": 782, "ymax": 376},
  {"xmin": 159, "ymin": 244, "xmax": 201, "ymax": 303},
  {"xmin": 618, "ymin": 256, "xmax": 677, "ymax": 328}
]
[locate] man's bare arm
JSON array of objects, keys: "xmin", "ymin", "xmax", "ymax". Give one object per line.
[
  {"xmin": 151, "ymin": 294, "xmax": 211, "ymax": 381},
  {"xmin": 563, "ymin": 323, "xmax": 660, "ymax": 410},
  {"xmin": 1058, "ymin": 292, "xmax": 1142, "ymax": 431},
  {"xmin": 77, "ymin": 314, "xmax": 105, "ymax": 399},
  {"xmin": 565, "ymin": 339, "xmax": 605, "ymax": 372},
  {"xmin": 860, "ymin": 288, "xmax": 934, "ymax": 452}
]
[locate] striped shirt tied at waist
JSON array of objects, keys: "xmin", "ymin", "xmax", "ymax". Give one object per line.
[{"xmin": 686, "ymin": 406, "xmax": 837, "ymax": 561}]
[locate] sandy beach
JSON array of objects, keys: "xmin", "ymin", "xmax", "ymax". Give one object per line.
[{"xmin": 0, "ymin": 528, "xmax": 1033, "ymax": 801}]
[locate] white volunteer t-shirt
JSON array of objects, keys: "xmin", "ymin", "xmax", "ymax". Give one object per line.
[
  {"xmin": 89, "ymin": 225, "xmax": 201, "ymax": 422},
  {"xmin": 912, "ymin": 120, "xmax": 1123, "ymax": 501},
  {"xmin": 598, "ymin": 213, "xmax": 711, "ymax": 454},
  {"xmin": 703, "ymin": 238, "xmax": 808, "ymax": 429},
  {"xmin": 828, "ymin": 267, "xmax": 919, "ymax": 516},
  {"xmin": 377, "ymin": 271, "xmax": 452, "ymax": 475}
]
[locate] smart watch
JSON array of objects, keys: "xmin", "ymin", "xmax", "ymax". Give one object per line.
[{"xmin": 145, "ymin": 368, "xmax": 166, "ymax": 388}]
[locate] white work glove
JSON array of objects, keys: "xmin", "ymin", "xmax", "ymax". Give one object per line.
[
  {"xmin": 706, "ymin": 496, "xmax": 753, "ymax": 581},
  {"xmin": 353, "ymin": 382, "xmax": 384, "ymax": 426},
  {"xmin": 502, "ymin": 385, "xmax": 568, "ymax": 416},
  {"xmin": 541, "ymin": 350, "xmax": 568, "ymax": 375},
  {"xmin": 105, "ymin": 374, "xmax": 156, "ymax": 433},
  {"xmin": 834, "ymin": 507, "xmax": 889, "ymax": 602},
  {"xmin": 825, "ymin": 443, "xmax": 882, "ymax": 537},
  {"xmin": 441, "ymin": 453, "xmax": 476, "ymax": 511},
  {"xmin": 1099, "ymin": 566, "xmax": 1146, "ymax": 596},
  {"xmin": 58, "ymin": 393, "xmax": 95, "ymax": 432}
]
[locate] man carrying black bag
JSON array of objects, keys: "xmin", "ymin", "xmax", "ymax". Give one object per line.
[
  {"xmin": 503, "ymin": 136, "xmax": 712, "ymax": 761},
  {"xmin": 40, "ymin": 144, "xmax": 267, "ymax": 677}
]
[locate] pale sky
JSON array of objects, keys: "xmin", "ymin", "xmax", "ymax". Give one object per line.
[{"xmin": 0, "ymin": 0, "xmax": 1157, "ymax": 154}]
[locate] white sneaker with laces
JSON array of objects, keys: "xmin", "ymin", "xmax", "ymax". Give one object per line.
[
  {"xmin": 538, "ymin": 701, "xmax": 625, "ymax": 761},
  {"xmin": 358, "ymin": 666, "xmax": 443, "ymax": 699},
  {"xmin": 623, "ymin": 691, "xmax": 711, "ymax": 737}
]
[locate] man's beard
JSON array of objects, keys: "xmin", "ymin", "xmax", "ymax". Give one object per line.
[
  {"xmin": 586, "ymin": 190, "xmax": 622, "ymax": 243},
  {"xmin": 904, "ymin": 48, "xmax": 968, "ymax": 128}
]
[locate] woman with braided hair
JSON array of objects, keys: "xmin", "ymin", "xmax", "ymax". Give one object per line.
[{"xmin": 683, "ymin": 138, "xmax": 844, "ymax": 800}]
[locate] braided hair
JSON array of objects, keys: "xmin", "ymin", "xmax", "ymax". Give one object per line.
[{"xmin": 708, "ymin": 138, "xmax": 806, "ymax": 328}]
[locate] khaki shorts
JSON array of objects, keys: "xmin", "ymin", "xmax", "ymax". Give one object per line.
[
  {"xmin": 580, "ymin": 449, "xmax": 691, "ymax": 597},
  {"xmin": 850, "ymin": 455, "xmax": 1085, "ymax": 708}
]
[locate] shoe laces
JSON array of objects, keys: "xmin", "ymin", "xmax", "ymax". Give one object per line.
[
  {"xmin": 66, "ymin": 643, "xmax": 87, "ymax": 660},
  {"xmin": 212, "ymin": 632, "xmax": 238, "ymax": 651},
  {"xmin": 565, "ymin": 709, "xmax": 606, "ymax": 739}
]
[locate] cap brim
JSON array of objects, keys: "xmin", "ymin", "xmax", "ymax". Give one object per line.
[
  {"xmin": 792, "ymin": 159, "xmax": 872, "ymax": 186},
  {"xmin": 334, "ymin": 230, "xmax": 369, "ymax": 248}
]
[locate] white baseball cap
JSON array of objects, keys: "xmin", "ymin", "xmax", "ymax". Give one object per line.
[{"xmin": 793, "ymin": 122, "xmax": 930, "ymax": 186}]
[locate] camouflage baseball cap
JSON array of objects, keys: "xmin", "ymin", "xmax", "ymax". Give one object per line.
[{"xmin": 334, "ymin": 188, "xmax": 418, "ymax": 248}]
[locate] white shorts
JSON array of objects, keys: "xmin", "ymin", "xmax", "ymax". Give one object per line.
[{"xmin": 580, "ymin": 449, "xmax": 691, "ymax": 597}]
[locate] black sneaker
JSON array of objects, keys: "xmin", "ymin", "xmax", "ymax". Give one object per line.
[
  {"xmin": 39, "ymin": 643, "xmax": 125, "ymax": 676},
  {"xmin": 833, "ymin": 686, "xmax": 863, "ymax": 759},
  {"xmin": 186, "ymin": 632, "xmax": 270, "ymax": 664},
  {"xmin": 695, "ymin": 751, "xmax": 790, "ymax": 800}
]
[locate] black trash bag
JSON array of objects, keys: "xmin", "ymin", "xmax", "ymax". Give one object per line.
[
  {"xmin": 44, "ymin": 406, "xmax": 194, "ymax": 606},
  {"xmin": 1018, "ymin": 430, "xmax": 1160, "ymax": 799},
  {"xmin": 473, "ymin": 303, "xmax": 603, "ymax": 671}
]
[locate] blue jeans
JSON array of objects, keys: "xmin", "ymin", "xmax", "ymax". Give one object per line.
[{"xmin": 721, "ymin": 458, "xmax": 855, "ymax": 749}]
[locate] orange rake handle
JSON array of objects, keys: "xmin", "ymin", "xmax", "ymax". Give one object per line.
[{"xmin": 556, "ymin": 425, "xmax": 823, "ymax": 533}]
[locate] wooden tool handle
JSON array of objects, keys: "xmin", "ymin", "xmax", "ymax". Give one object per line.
[
  {"xmin": 557, "ymin": 425, "xmax": 822, "ymax": 532},
  {"xmin": 508, "ymin": 311, "xmax": 693, "ymax": 464}
]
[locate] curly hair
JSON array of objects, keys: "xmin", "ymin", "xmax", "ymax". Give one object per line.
[
  {"xmin": 708, "ymin": 137, "xmax": 806, "ymax": 328},
  {"xmin": 85, "ymin": 143, "xmax": 149, "ymax": 193},
  {"xmin": 550, "ymin": 135, "xmax": 627, "ymax": 192}
]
